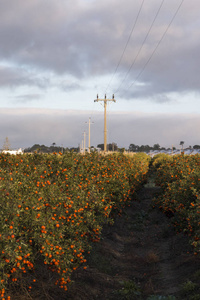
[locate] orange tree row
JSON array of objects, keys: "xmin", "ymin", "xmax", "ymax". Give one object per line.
[
  {"xmin": 152, "ymin": 153, "xmax": 200, "ymax": 254},
  {"xmin": 0, "ymin": 151, "xmax": 150, "ymax": 299}
]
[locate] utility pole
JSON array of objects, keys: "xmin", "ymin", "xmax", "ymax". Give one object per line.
[
  {"xmin": 83, "ymin": 131, "xmax": 86, "ymax": 155},
  {"xmin": 85, "ymin": 117, "xmax": 94, "ymax": 154},
  {"xmin": 94, "ymin": 94, "xmax": 116, "ymax": 152},
  {"xmin": 81, "ymin": 140, "xmax": 83, "ymax": 154}
]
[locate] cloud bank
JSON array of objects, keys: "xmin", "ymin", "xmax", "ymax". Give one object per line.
[
  {"xmin": 0, "ymin": 0, "xmax": 200, "ymax": 99},
  {"xmin": 0, "ymin": 108, "xmax": 199, "ymax": 150}
]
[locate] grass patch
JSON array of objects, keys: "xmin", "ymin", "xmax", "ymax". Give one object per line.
[
  {"xmin": 113, "ymin": 280, "xmax": 142, "ymax": 300},
  {"xmin": 179, "ymin": 280, "xmax": 199, "ymax": 299}
]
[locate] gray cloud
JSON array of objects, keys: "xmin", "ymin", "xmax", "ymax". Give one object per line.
[
  {"xmin": 0, "ymin": 0, "xmax": 199, "ymax": 104},
  {"xmin": 59, "ymin": 80, "xmax": 84, "ymax": 92},
  {"xmin": 14, "ymin": 93, "xmax": 43, "ymax": 103},
  {"xmin": 0, "ymin": 66, "xmax": 32, "ymax": 87},
  {"xmin": 0, "ymin": 65, "xmax": 49, "ymax": 88}
]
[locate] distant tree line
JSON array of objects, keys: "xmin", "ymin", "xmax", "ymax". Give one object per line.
[
  {"xmin": 20, "ymin": 142, "xmax": 200, "ymax": 154},
  {"xmin": 2, "ymin": 135, "xmax": 200, "ymax": 154},
  {"xmin": 128, "ymin": 143, "xmax": 164, "ymax": 152},
  {"xmin": 97, "ymin": 143, "xmax": 118, "ymax": 151},
  {"xmin": 24, "ymin": 144, "xmax": 79, "ymax": 154},
  {"xmin": 129, "ymin": 143, "xmax": 200, "ymax": 152}
]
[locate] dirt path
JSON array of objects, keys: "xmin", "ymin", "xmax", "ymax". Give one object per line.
[
  {"xmin": 66, "ymin": 178, "xmax": 200, "ymax": 300},
  {"xmin": 8, "ymin": 175, "xmax": 200, "ymax": 300}
]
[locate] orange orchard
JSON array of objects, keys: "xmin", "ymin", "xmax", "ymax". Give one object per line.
[{"xmin": 0, "ymin": 151, "xmax": 150, "ymax": 299}]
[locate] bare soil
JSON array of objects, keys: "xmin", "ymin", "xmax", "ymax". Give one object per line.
[
  {"xmin": 9, "ymin": 176, "xmax": 200, "ymax": 299},
  {"xmin": 66, "ymin": 179, "xmax": 200, "ymax": 300}
]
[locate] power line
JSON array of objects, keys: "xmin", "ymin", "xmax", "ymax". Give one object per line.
[
  {"xmin": 92, "ymin": 1, "xmax": 184, "ymax": 150},
  {"xmin": 105, "ymin": 0, "xmax": 145, "ymax": 94},
  {"xmin": 114, "ymin": 0, "xmax": 165, "ymax": 95},
  {"xmin": 126, "ymin": 0, "xmax": 185, "ymax": 92}
]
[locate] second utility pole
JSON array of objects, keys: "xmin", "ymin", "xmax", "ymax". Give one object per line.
[
  {"xmin": 85, "ymin": 117, "xmax": 94, "ymax": 154},
  {"xmin": 94, "ymin": 94, "xmax": 116, "ymax": 152}
]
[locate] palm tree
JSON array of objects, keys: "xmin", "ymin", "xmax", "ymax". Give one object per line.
[{"xmin": 180, "ymin": 141, "xmax": 184, "ymax": 151}]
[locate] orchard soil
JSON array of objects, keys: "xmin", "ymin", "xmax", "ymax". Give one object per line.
[{"xmin": 9, "ymin": 175, "xmax": 200, "ymax": 299}]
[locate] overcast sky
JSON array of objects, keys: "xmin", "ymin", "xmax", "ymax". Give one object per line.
[{"xmin": 0, "ymin": 0, "xmax": 200, "ymax": 150}]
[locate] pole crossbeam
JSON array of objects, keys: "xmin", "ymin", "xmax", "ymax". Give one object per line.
[{"xmin": 94, "ymin": 94, "xmax": 116, "ymax": 152}]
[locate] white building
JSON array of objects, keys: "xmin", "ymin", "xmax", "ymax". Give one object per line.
[{"xmin": 2, "ymin": 148, "xmax": 23, "ymax": 155}]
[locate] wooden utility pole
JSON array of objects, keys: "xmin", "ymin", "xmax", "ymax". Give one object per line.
[
  {"xmin": 83, "ymin": 131, "xmax": 86, "ymax": 155},
  {"xmin": 81, "ymin": 140, "xmax": 83, "ymax": 154},
  {"xmin": 85, "ymin": 117, "xmax": 94, "ymax": 153},
  {"xmin": 94, "ymin": 94, "xmax": 116, "ymax": 152}
]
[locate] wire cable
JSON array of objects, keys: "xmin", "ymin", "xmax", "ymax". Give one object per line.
[
  {"xmin": 104, "ymin": 0, "xmax": 145, "ymax": 94},
  {"xmin": 114, "ymin": 0, "xmax": 165, "ymax": 95},
  {"xmin": 126, "ymin": 0, "xmax": 185, "ymax": 92}
]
